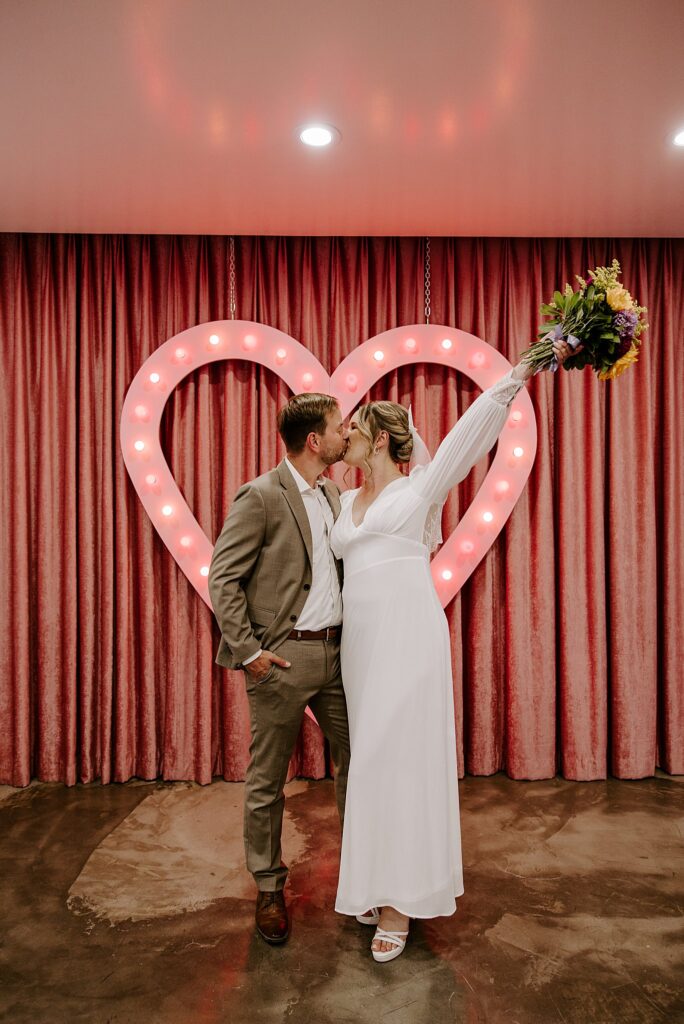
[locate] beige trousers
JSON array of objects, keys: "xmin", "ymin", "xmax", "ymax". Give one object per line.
[{"xmin": 243, "ymin": 636, "xmax": 350, "ymax": 892}]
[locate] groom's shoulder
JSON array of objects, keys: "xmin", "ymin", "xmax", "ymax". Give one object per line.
[
  {"xmin": 240, "ymin": 465, "xmax": 283, "ymax": 498},
  {"xmin": 251, "ymin": 466, "xmax": 279, "ymax": 487}
]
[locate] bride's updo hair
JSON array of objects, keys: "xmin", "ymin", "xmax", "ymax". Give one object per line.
[{"xmin": 355, "ymin": 401, "xmax": 413, "ymax": 470}]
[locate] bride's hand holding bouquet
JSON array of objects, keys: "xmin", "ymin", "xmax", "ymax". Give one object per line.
[
  {"xmin": 518, "ymin": 259, "xmax": 647, "ymax": 381},
  {"xmin": 512, "ymin": 334, "xmax": 582, "ymax": 381}
]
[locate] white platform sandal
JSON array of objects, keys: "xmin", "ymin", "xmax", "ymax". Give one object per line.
[
  {"xmin": 355, "ymin": 907, "xmax": 380, "ymax": 926},
  {"xmin": 371, "ymin": 927, "xmax": 409, "ymax": 963}
]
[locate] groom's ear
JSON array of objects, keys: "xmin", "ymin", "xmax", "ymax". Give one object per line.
[{"xmin": 306, "ymin": 430, "xmax": 322, "ymax": 453}]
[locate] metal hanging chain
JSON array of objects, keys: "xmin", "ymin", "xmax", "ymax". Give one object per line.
[
  {"xmin": 424, "ymin": 236, "xmax": 431, "ymax": 325},
  {"xmin": 229, "ymin": 236, "xmax": 237, "ymax": 320}
]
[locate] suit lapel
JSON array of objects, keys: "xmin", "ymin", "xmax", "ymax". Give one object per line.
[
  {"xmin": 320, "ymin": 478, "xmax": 342, "ymax": 522},
  {"xmin": 277, "ymin": 460, "xmax": 314, "ymax": 568}
]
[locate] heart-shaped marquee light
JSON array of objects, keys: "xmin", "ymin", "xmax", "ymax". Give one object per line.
[{"xmin": 120, "ymin": 321, "xmax": 536, "ymax": 613}]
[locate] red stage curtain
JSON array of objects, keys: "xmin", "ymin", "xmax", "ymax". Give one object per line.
[{"xmin": 1, "ymin": 235, "xmax": 682, "ymax": 786}]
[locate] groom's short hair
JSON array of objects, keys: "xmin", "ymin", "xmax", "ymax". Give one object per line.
[{"xmin": 277, "ymin": 393, "xmax": 340, "ymax": 454}]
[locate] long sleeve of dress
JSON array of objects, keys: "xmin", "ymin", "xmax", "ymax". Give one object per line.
[{"xmin": 408, "ymin": 369, "xmax": 526, "ymax": 507}]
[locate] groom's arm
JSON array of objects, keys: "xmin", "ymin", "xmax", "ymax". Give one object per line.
[{"xmin": 208, "ymin": 483, "xmax": 266, "ymax": 666}]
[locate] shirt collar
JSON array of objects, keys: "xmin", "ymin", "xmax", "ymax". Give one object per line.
[{"xmin": 285, "ymin": 457, "xmax": 325, "ymax": 494}]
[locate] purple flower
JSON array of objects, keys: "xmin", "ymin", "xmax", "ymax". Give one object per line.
[{"xmin": 613, "ymin": 310, "xmax": 638, "ymax": 339}]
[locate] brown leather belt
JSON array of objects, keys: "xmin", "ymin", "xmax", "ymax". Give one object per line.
[{"xmin": 287, "ymin": 626, "xmax": 342, "ymax": 641}]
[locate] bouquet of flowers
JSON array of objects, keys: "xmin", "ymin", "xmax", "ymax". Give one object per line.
[{"xmin": 520, "ymin": 260, "xmax": 647, "ymax": 380}]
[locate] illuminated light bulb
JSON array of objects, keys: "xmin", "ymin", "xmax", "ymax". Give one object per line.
[
  {"xmin": 161, "ymin": 505, "xmax": 173, "ymax": 517},
  {"xmin": 440, "ymin": 338, "xmax": 453, "ymax": 351},
  {"xmin": 149, "ymin": 372, "xmax": 160, "ymax": 384},
  {"xmin": 441, "ymin": 569, "xmax": 453, "ymax": 581},
  {"xmin": 175, "ymin": 348, "xmax": 187, "ymax": 360},
  {"xmin": 495, "ymin": 480, "xmax": 510, "ymax": 495},
  {"xmin": 301, "ymin": 126, "xmax": 332, "ymax": 146},
  {"xmin": 673, "ymin": 129, "xmax": 684, "ymax": 147},
  {"xmin": 511, "ymin": 410, "xmax": 523, "ymax": 422},
  {"xmin": 200, "ymin": 566, "xmax": 210, "ymax": 577},
  {"xmin": 180, "ymin": 536, "xmax": 192, "ymax": 549},
  {"xmin": 346, "ymin": 373, "xmax": 358, "ymax": 391},
  {"xmin": 482, "ymin": 511, "xmax": 494, "ymax": 523},
  {"xmin": 134, "ymin": 405, "xmax": 149, "ymax": 420},
  {"xmin": 145, "ymin": 474, "xmax": 158, "ymax": 486},
  {"xmin": 373, "ymin": 350, "xmax": 385, "ymax": 364},
  {"xmin": 134, "ymin": 440, "xmax": 145, "ymax": 452},
  {"xmin": 470, "ymin": 351, "xmax": 486, "ymax": 367},
  {"xmin": 460, "ymin": 540, "xmax": 475, "ymax": 555},
  {"xmin": 209, "ymin": 334, "xmax": 221, "ymax": 346},
  {"xmin": 404, "ymin": 337, "xmax": 417, "ymax": 352},
  {"xmin": 275, "ymin": 348, "xmax": 287, "ymax": 364},
  {"xmin": 301, "ymin": 372, "xmax": 314, "ymax": 390},
  {"xmin": 513, "ymin": 446, "xmax": 524, "ymax": 458},
  {"xmin": 242, "ymin": 334, "xmax": 257, "ymax": 351},
  {"xmin": 299, "ymin": 124, "xmax": 337, "ymax": 147}
]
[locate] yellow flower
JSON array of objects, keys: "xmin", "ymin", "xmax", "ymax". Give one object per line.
[
  {"xmin": 606, "ymin": 286, "xmax": 634, "ymax": 312},
  {"xmin": 597, "ymin": 344, "xmax": 640, "ymax": 380}
]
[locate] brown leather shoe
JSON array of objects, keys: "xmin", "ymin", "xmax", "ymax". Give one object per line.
[{"xmin": 255, "ymin": 890, "xmax": 289, "ymax": 944}]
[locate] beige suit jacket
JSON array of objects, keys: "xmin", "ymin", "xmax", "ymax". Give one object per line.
[{"xmin": 208, "ymin": 460, "xmax": 343, "ymax": 669}]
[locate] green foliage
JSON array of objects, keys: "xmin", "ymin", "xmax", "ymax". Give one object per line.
[{"xmin": 520, "ymin": 259, "xmax": 646, "ymax": 379}]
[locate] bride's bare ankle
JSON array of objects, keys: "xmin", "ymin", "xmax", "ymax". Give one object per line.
[{"xmin": 378, "ymin": 906, "xmax": 409, "ymax": 930}]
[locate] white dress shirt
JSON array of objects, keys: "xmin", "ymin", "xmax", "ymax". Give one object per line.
[
  {"xmin": 284, "ymin": 458, "xmax": 343, "ymax": 629},
  {"xmin": 243, "ymin": 459, "xmax": 342, "ymax": 665}
]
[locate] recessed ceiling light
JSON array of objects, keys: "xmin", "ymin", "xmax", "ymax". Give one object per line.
[
  {"xmin": 298, "ymin": 124, "xmax": 340, "ymax": 147},
  {"xmin": 673, "ymin": 129, "xmax": 684, "ymax": 147}
]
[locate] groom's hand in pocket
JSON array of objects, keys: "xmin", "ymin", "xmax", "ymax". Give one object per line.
[{"xmin": 244, "ymin": 651, "xmax": 291, "ymax": 682}]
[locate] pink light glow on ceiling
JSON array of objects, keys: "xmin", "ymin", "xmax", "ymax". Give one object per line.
[{"xmin": 0, "ymin": 0, "xmax": 682, "ymax": 236}]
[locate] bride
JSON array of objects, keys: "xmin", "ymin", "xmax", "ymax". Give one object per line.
[{"xmin": 330, "ymin": 340, "xmax": 578, "ymax": 962}]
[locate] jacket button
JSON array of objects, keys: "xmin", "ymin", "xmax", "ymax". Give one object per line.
[
  {"xmin": 290, "ymin": 615, "xmax": 297, "ymax": 622},
  {"xmin": 303, "ymin": 583, "xmax": 311, "ymax": 591}
]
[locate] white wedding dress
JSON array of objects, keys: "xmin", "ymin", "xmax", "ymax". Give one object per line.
[{"xmin": 331, "ymin": 369, "xmax": 525, "ymax": 919}]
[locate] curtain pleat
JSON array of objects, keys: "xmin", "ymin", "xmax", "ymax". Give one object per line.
[{"xmin": 1, "ymin": 234, "xmax": 682, "ymax": 786}]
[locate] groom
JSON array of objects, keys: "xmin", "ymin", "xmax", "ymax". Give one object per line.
[{"xmin": 208, "ymin": 393, "xmax": 351, "ymax": 945}]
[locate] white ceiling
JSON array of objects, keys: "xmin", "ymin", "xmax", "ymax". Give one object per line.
[{"xmin": 1, "ymin": 0, "xmax": 683, "ymax": 236}]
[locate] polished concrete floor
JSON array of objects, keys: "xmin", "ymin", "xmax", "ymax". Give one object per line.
[{"xmin": 1, "ymin": 772, "xmax": 683, "ymax": 1024}]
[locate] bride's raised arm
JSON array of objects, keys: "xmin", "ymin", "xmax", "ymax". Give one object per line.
[
  {"xmin": 409, "ymin": 332, "xmax": 580, "ymax": 506},
  {"xmin": 408, "ymin": 364, "xmax": 533, "ymax": 507},
  {"xmin": 408, "ymin": 333, "xmax": 580, "ymax": 506}
]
